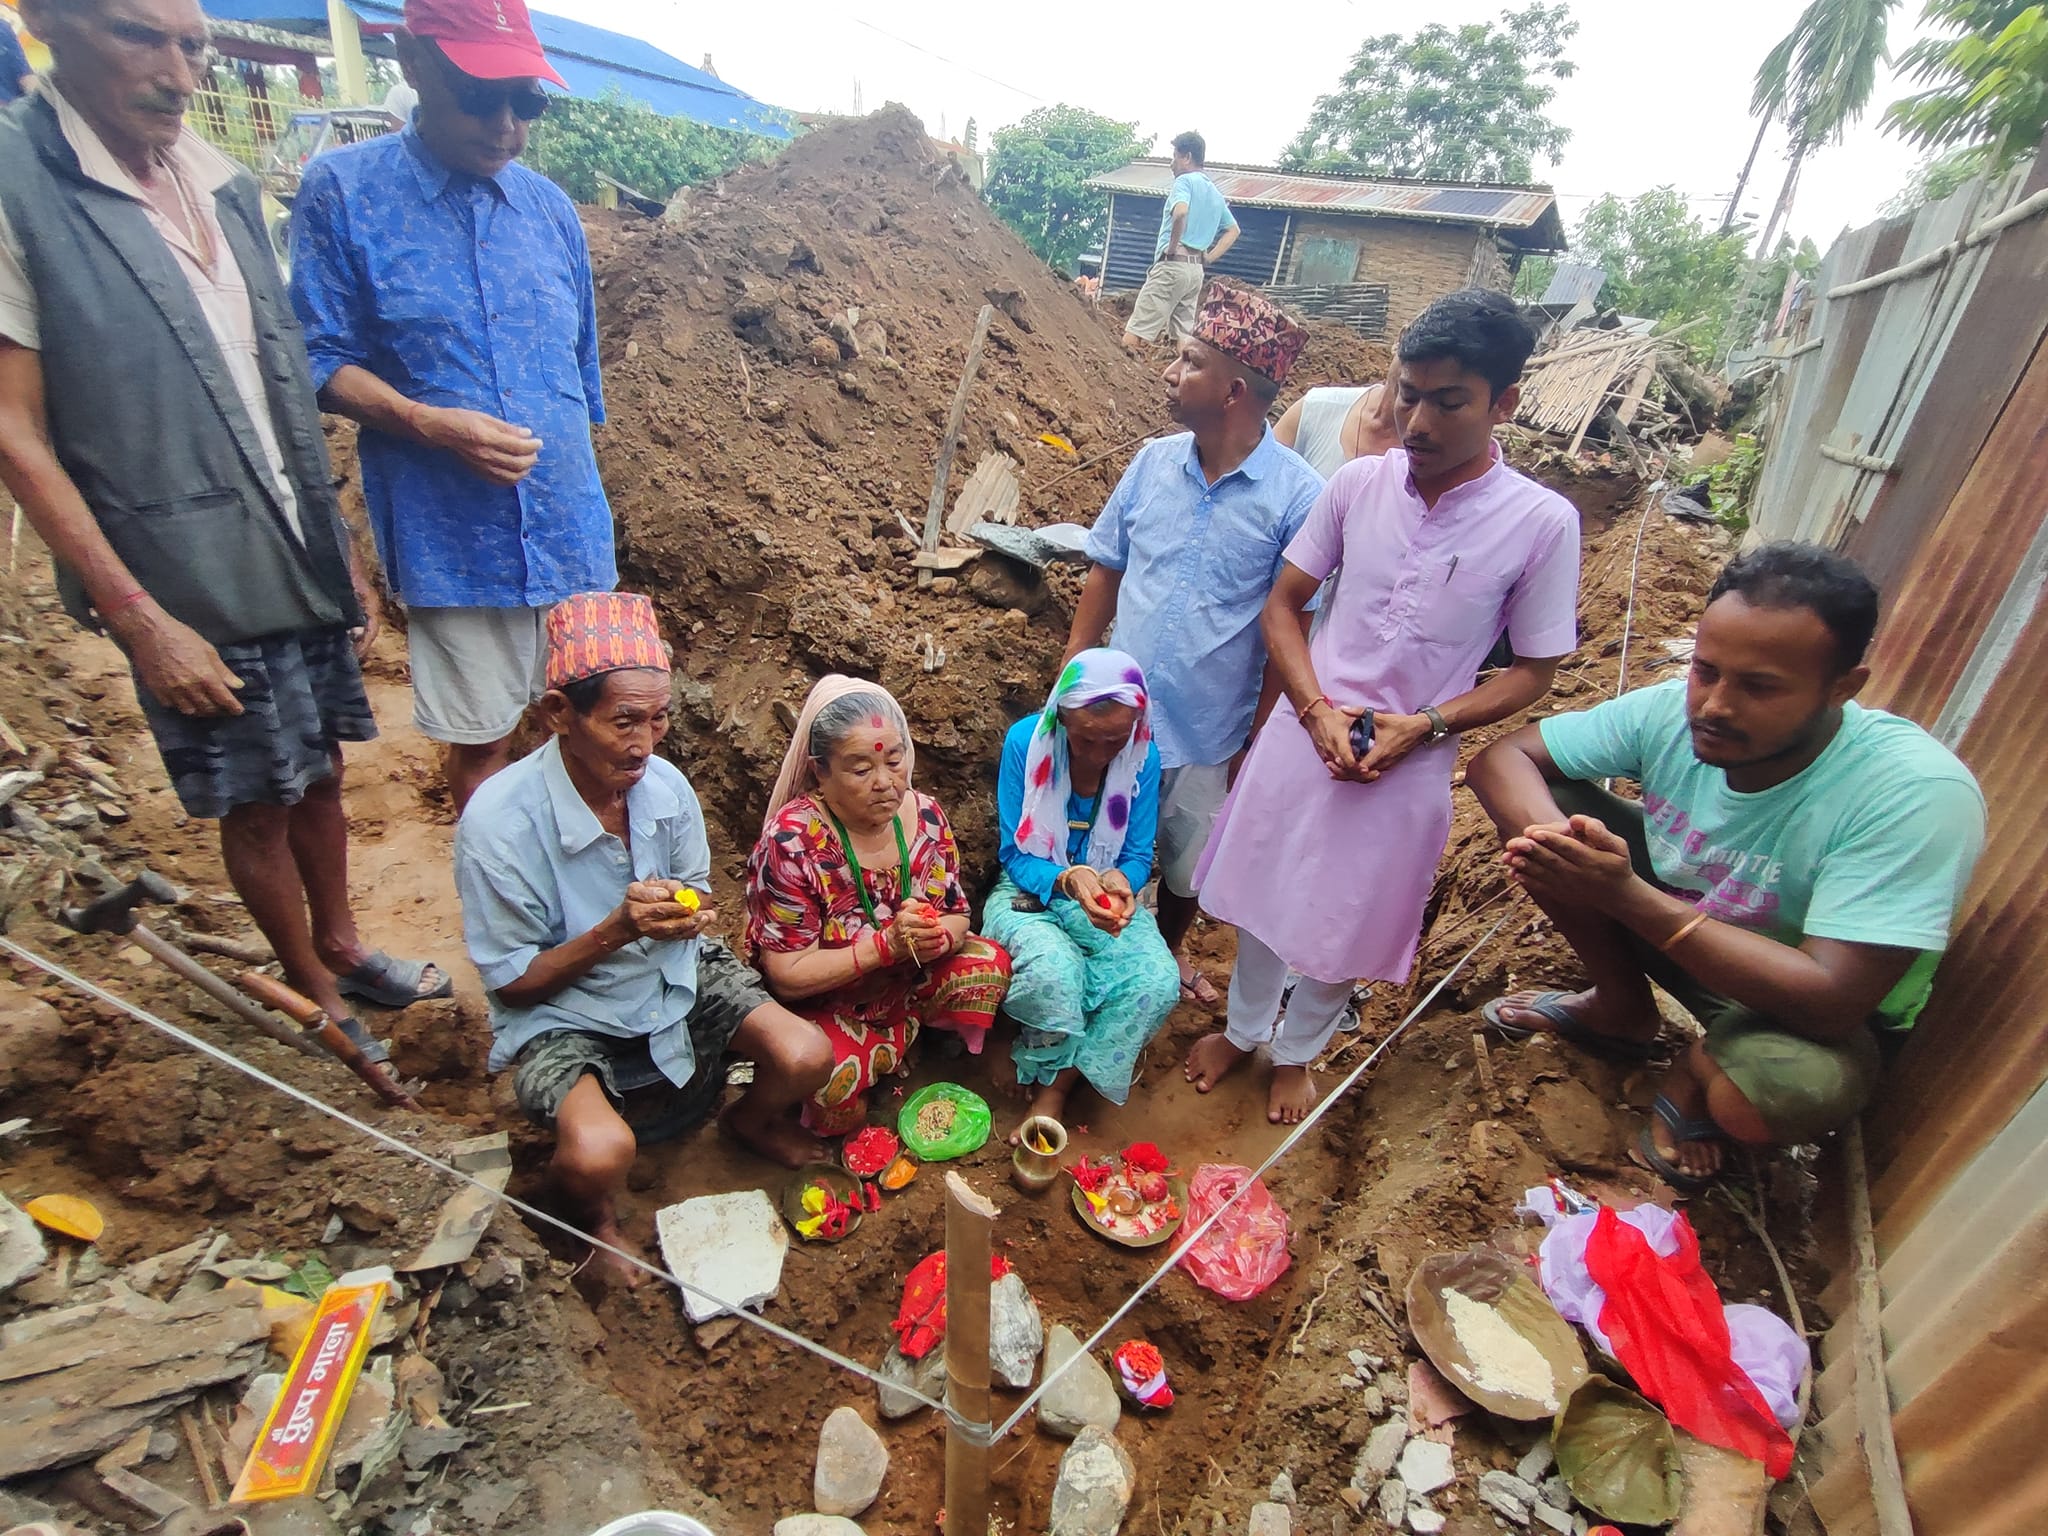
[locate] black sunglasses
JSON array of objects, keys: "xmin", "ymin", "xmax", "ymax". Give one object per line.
[{"xmin": 430, "ymin": 47, "xmax": 549, "ymax": 121}]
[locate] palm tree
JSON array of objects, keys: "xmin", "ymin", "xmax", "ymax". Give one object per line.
[{"xmin": 1742, "ymin": 0, "xmax": 1901, "ymax": 250}]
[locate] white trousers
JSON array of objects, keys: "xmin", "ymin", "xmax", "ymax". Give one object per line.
[{"xmin": 1224, "ymin": 931, "xmax": 1355, "ymax": 1067}]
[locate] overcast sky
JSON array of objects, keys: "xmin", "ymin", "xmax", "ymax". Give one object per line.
[{"xmin": 547, "ymin": 0, "xmax": 1938, "ymax": 253}]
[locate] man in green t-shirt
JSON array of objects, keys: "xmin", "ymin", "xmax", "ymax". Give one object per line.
[{"xmin": 1465, "ymin": 543, "xmax": 1985, "ymax": 1189}]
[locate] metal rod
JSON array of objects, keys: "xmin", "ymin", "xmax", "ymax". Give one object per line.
[{"xmin": 943, "ymin": 1171, "xmax": 998, "ymax": 1536}]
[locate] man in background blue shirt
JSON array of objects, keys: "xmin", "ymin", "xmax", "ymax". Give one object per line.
[
  {"xmin": 1070, "ymin": 283, "xmax": 1320, "ymax": 1002},
  {"xmin": 290, "ymin": 0, "xmax": 613, "ymax": 811},
  {"xmin": 1123, "ymin": 130, "xmax": 1239, "ymax": 352}
]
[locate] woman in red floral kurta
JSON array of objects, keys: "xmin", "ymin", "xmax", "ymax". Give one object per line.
[{"xmin": 746, "ymin": 679, "xmax": 1010, "ymax": 1134}]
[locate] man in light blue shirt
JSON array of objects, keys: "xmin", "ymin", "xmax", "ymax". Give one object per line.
[
  {"xmin": 1069, "ymin": 283, "xmax": 1320, "ymax": 1001},
  {"xmin": 454, "ymin": 593, "xmax": 830, "ymax": 1287},
  {"xmin": 1123, "ymin": 130, "xmax": 1240, "ymax": 351}
]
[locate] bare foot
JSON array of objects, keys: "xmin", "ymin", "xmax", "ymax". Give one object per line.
[
  {"xmin": 580, "ymin": 1220, "xmax": 650, "ymax": 1292},
  {"xmin": 1183, "ymin": 1031, "xmax": 1248, "ymax": 1093},
  {"xmin": 720, "ymin": 1103, "xmax": 827, "ymax": 1168},
  {"xmin": 1008, "ymin": 1078, "xmax": 1075, "ymax": 1145},
  {"xmin": 1268, "ymin": 1064, "xmax": 1318, "ymax": 1125}
]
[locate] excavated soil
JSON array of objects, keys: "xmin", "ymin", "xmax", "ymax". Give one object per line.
[{"xmin": 0, "ymin": 108, "xmax": 1821, "ymax": 1536}]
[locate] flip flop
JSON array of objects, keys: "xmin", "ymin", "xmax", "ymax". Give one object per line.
[
  {"xmin": 1481, "ymin": 991, "xmax": 1660, "ymax": 1064},
  {"xmin": 335, "ymin": 1015, "xmax": 392, "ymax": 1067},
  {"xmin": 336, "ymin": 951, "xmax": 453, "ymax": 1010},
  {"xmin": 1179, "ymin": 969, "xmax": 1221, "ymax": 1007},
  {"xmin": 1631, "ymin": 1094, "xmax": 1728, "ymax": 1193}
]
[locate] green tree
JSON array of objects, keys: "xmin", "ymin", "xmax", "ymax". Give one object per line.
[
  {"xmin": 1748, "ymin": 0, "xmax": 1902, "ymax": 252},
  {"xmin": 1886, "ymin": 1, "xmax": 2048, "ymax": 168},
  {"xmin": 1568, "ymin": 188, "xmax": 1755, "ymax": 354},
  {"xmin": 1281, "ymin": 4, "xmax": 1577, "ymax": 182},
  {"xmin": 521, "ymin": 90, "xmax": 779, "ymax": 204},
  {"xmin": 984, "ymin": 105, "xmax": 1149, "ymax": 272},
  {"xmin": 1881, "ymin": 144, "xmax": 1997, "ymax": 213}
]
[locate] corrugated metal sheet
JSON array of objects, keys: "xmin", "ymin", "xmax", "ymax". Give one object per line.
[
  {"xmin": 1102, "ymin": 197, "xmax": 1292, "ymax": 291},
  {"xmin": 1750, "ymin": 129, "xmax": 2048, "ymax": 1536},
  {"xmin": 1085, "ymin": 159, "xmax": 1566, "ymax": 247},
  {"xmin": 1540, "ymin": 261, "xmax": 1606, "ymax": 306}
]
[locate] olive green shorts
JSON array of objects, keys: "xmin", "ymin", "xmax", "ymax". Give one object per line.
[{"xmin": 1552, "ymin": 782, "xmax": 1883, "ymax": 1143}]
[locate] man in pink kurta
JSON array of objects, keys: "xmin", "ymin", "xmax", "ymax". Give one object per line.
[{"xmin": 1190, "ymin": 290, "xmax": 1582, "ymax": 1122}]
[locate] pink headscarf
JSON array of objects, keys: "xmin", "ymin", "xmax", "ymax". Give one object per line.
[{"xmin": 760, "ymin": 675, "xmax": 917, "ymax": 836}]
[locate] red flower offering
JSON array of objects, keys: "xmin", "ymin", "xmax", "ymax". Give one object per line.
[
  {"xmin": 1071, "ymin": 1156, "xmax": 1114, "ymax": 1193},
  {"xmin": 1122, "ymin": 1142, "xmax": 1169, "ymax": 1174},
  {"xmin": 843, "ymin": 1125, "xmax": 901, "ymax": 1178}
]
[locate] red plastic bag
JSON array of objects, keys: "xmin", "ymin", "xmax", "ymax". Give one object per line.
[
  {"xmin": 1583, "ymin": 1207, "xmax": 1793, "ymax": 1479},
  {"xmin": 893, "ymin": 1250, "xmax": 1012, "ymax": 1359},
  {"xmin": 1178, "ymin": 1164, "xmax": 1291, "ymax": 1300}
]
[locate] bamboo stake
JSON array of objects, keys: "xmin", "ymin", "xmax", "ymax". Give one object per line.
[
  {"xmin": 1844, "ymin": 1121, "xmax": 1915, "ymax": 1536},
  {"xmin": 943, "ymin": 1171, "xmax": 998, "ymax": 1536},
  {"xmin": 920, "ymin": 305, "xmax": 995, "ymax": 588}
]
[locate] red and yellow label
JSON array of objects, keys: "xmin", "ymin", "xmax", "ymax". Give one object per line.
[{"xmin": 230, "ymin": 1273, "xmax": 390, "ymax": 1503}]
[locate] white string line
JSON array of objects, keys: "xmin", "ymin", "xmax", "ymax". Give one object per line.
[
  {"xmin": 0, "ymin": 936, "xmax": 952, "ymax": 1421},
  {"xmin": 991, "ymin": 911, "xmax": 1510, "ymax": 1441},
  {"xmin": 1614, "ymin": 484, "xmax": 1663, "ymax": 701}
]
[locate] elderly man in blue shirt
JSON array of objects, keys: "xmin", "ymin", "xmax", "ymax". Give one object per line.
[
  {"xmin": 289, "ymin": 0, "xmax": 613, "ymax": 811},
  {"xmin": 1066, "ymin": 283, "xmax": 1321, "ymax": 1005},
  {"xmin": 456, "ymin": 594, "xmax": 832, "ymax": 1289}
]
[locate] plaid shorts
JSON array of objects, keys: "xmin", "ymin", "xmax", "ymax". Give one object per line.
[
  {"xmin": 511, "ymin": 942, "xmax": 771, "ymax": 1143},
  {"xmin": 136, "ymin": 626, "xmax": 375, "ymax": 819}
]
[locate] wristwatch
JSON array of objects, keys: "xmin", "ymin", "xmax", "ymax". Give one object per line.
[{"xmin": 1421, "ymin": 705, "xmax": 1450, "ymax": 744}]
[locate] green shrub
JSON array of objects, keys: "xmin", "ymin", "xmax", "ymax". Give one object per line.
[{"xmin": 522, "ymin": 89, "xmax": 781, "ymax": 204}]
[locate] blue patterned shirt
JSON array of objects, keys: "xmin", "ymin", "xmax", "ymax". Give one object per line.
[
  {"xmin": 288, "ymin": 127, "xmax": 615, "ymax": 608},
  {"xmin": 1084, "ymin": 428, "xmax": 1324, "ymax": 768}
]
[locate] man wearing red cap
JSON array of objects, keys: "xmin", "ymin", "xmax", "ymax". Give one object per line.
[
  {"xmin": 290, "ymin": 0, "xmax": 614, "ymax": 812},
  {"xmin": 1065, "ymin": 281, "xmax": 1323, "ymax": 1006},
  {"xmin": 455, "ymin": 592, "xmax": 834, "ymax": 1285}
]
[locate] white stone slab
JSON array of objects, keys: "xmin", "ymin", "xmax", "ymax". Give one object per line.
[{"xmin": 655, "ymin": 1189, "xmax": 789, "ymax": 1323}]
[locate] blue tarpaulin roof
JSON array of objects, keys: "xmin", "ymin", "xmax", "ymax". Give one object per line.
[{"xmin": 203, "ymin": 0, "xmax": 791, "ymax": 137}]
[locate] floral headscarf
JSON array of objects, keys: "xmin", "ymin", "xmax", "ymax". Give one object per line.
[{"xmin": 1014, "ymin": 648, "xmax": 1152, "ymax": 870}]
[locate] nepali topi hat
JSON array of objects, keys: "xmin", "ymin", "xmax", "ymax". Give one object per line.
[
  {"xmin": 545, "ymin": 592, "xmax": 671, "ymax": 691},
  {"xmin": 1193, "ymin": 281, "xmax": 1309, "ymax": 386}
]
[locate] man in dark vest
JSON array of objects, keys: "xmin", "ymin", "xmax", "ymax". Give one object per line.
[{"xmin": 0, "ymin": 0, "xmax": 449, "ymax": 1059}]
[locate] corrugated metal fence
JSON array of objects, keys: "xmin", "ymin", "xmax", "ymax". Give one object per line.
[{"xmin": 1747, "ymin": 131, "xmax": 2048, "ymax": 1536}]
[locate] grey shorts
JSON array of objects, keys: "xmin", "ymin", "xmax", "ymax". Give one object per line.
[
  {"xmin": 511, "ymin": 942, "xmax": 770, "ymax": 1142},
  {"xmin": 407, "ymin": 604, "xmax": 552, "ymax": 745},
  {"xmin": 1157, "ymin": 760, "xmax": 1231, "ymax": 898},
  {"xmin": 137, "ymin": 625, "xmax": 376, "ymax": 819},
  {"xmin": 1125, "ymin": 259, "xmax": 1205, "ymax": 343}
]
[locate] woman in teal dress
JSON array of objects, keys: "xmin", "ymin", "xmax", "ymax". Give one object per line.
[{"xmin": 985, "ymin": 648, "xmax": 1181, "ymax": 1135}]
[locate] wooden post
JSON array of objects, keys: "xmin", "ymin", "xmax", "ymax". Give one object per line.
[
  {"xmin": 943, "ymin": 1171, "xmax": 998, "ymax": 1536},
  {"xmin": 920, "ymin": 304, "xmax": 995, "ymax": 588}
]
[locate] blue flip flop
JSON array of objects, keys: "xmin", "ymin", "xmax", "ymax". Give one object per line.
[
  {"xmin": 1481, "ymin": 991, "xmax": 1660, "ymax": 1064},
  {"xmin": 1633, "ymin": 1093, "xmax": 1727, "ymax": 1193},
  {"xmin": 337, "ymin": 951, "xmax": 453, "ymax": 1010}
]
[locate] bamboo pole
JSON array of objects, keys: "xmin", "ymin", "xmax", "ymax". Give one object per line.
[
  {"xmin": 943, "ymin": 1171, "xmax": 998, "ymax": 1536},
  {"xmin": 920, "ymin": 305, "xmax": 996, "ymax": 588},
  {"xmin": 1844, "ymin": 1121, "xmax": 1915, "ymax": 1536}
]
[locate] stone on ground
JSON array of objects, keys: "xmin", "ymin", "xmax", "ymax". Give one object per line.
[
  {"xmin": 1477, "ymin": 1470, "xmax": 1538, "ymax": 1525},
  {"xmin": 654, "ymin": 1190, "xmax": 788, "ymax": 1324},
  {"xmin": 1049, "ymin": 1425, "xmax": 1135, "ymax": 1536},
  {"xmin": 1268, "ymin": 1469, "xmax": 1296, "ymax": 1505},
  {"xmin": 1375, "ymin": 1477, "xmax": 1408, "ymax": 1526},
  {"xmin": 989, "ymin": 1271, "xmax": 1043, "ymax": 1389},
  {"xmin": 1396, "ymin": 1437, "xmax": 1454, "ymax": 1496},
  {"xmin": 1037, "ymin": 1324, "xmax": 1121, "ymax": 1439},
  {"xmin": 876, "ymin": 1344, "xmax": 945, "ymax": 1420},
  {"xmin": 1353, "ymin": 1419, "xmax": 1409, "ymax": 1495},
  {"xmin": 0, "ymin": 1194, "xmax": 47, "ymax": 1292},
  {"xmin": 1515, "ymin": 1437, "xmax": 1557, "ymax": 1485},
  {"xmin": 775, "ymin": 1518, "xmax": 866, "ymax": 1536},
  {"xmin": 813, "ymin": 1406, "xmax": 887, "ymax": 1518},
  {"xmin": 1408, "ymin": 1505, "xmax": 1446, "ymax": 1535},
  {"xmin": 0, "ymin": 980, "xmax": 64, "ymax": 1097},
  {"xmin": 1532, "ymin": 1501, "xmax": 1573, "ymax": 1533},
  {"xmin": 1248, "ymin": 1500, "xmax": 1291, "ymax": 1536}
]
